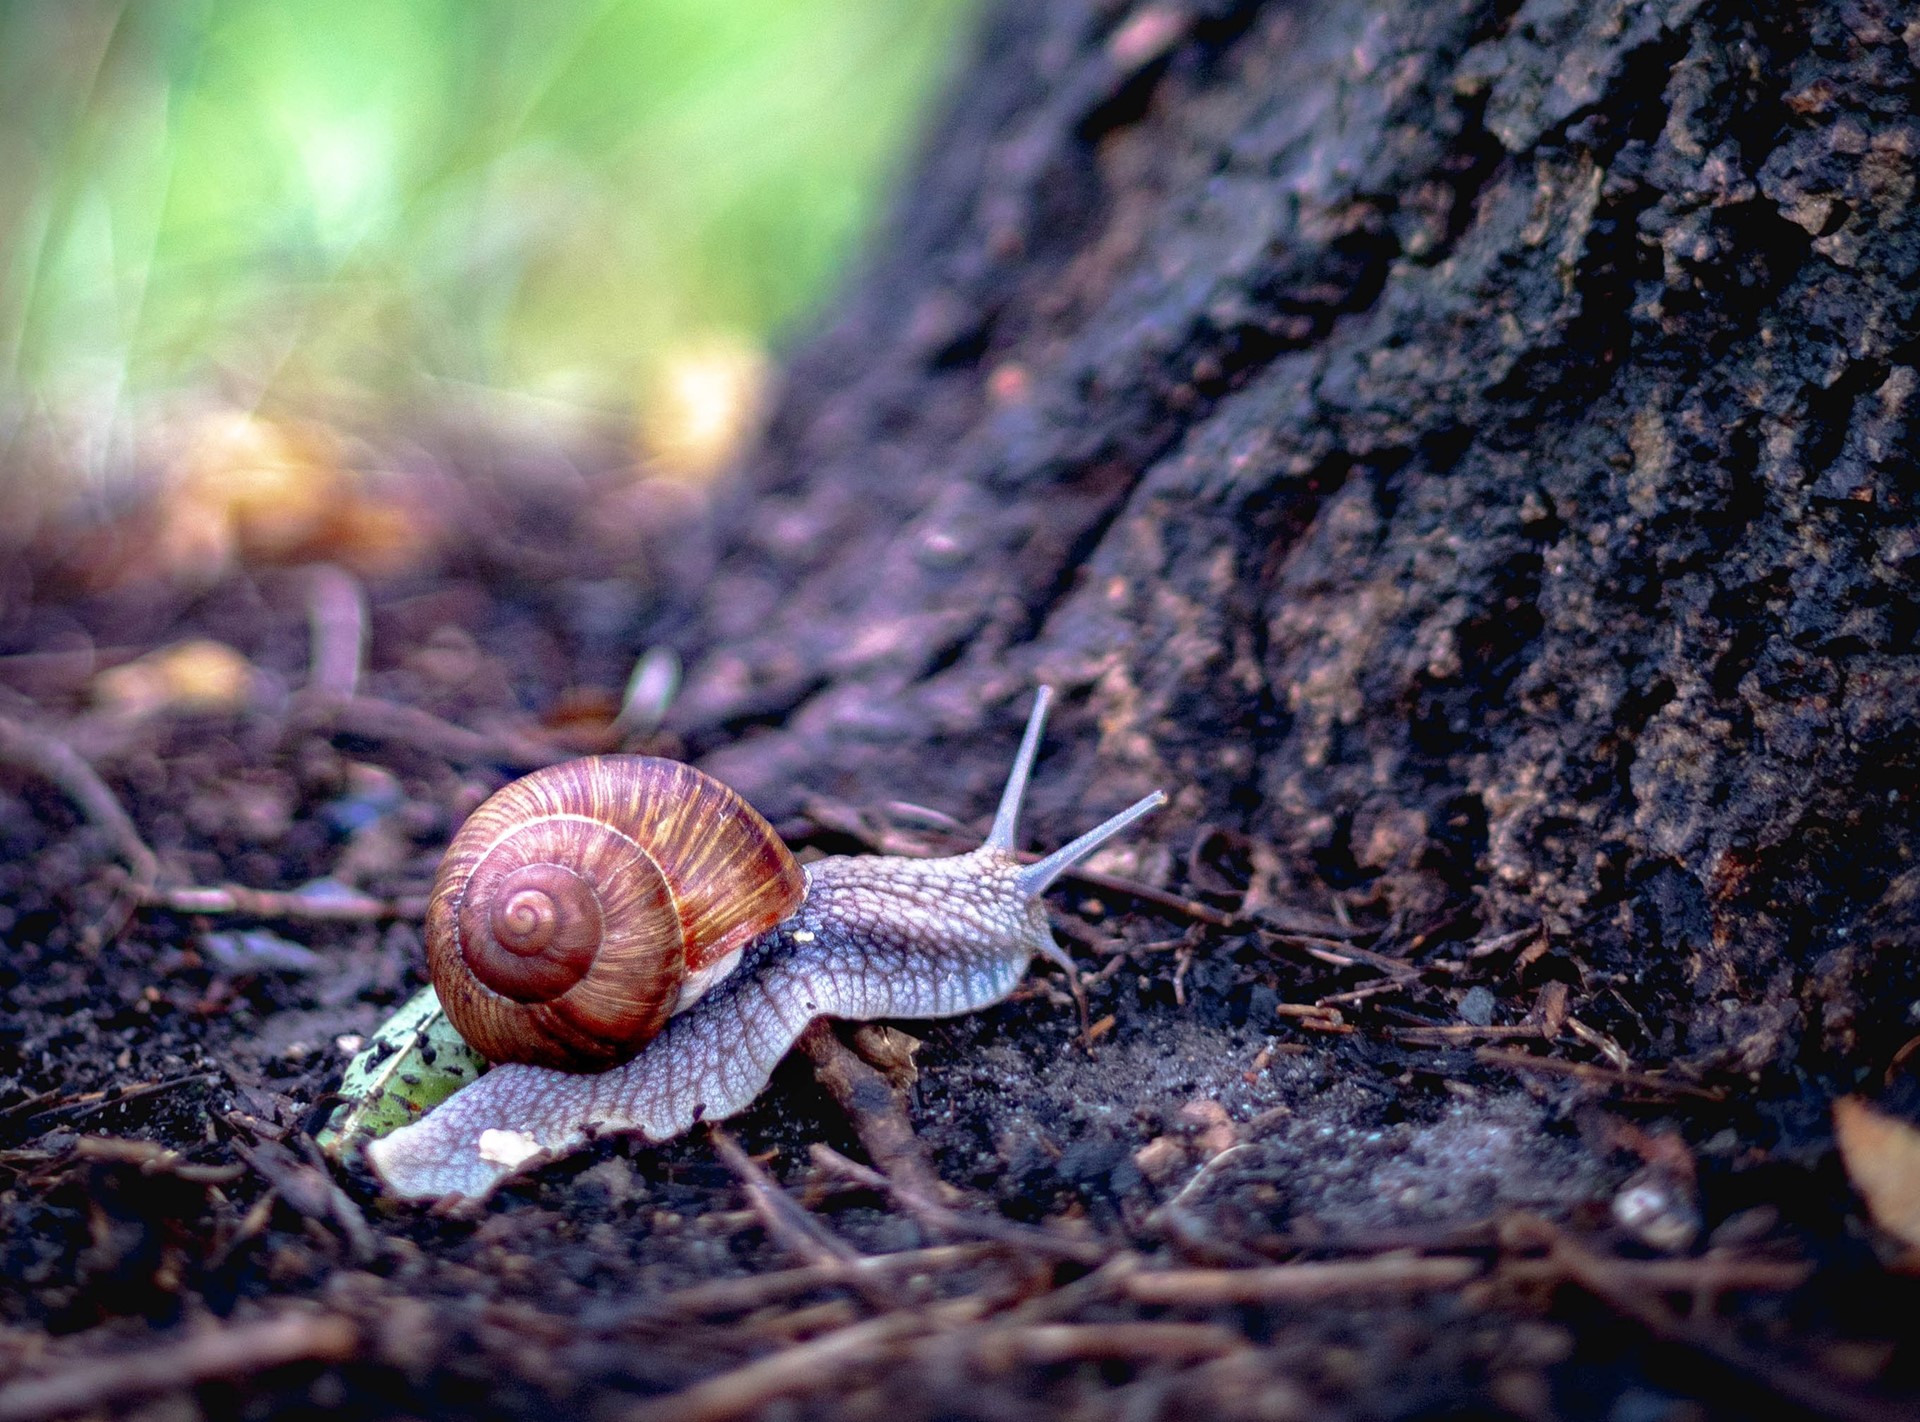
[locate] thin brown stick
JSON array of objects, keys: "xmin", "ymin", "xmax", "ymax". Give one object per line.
[
  {"xmin": 797, "ymin": 1022, "xmax": 949, "ymax": 1206},
  {"xmin": 68, "ymin": 1136, "xmax": 247, "ymax": 1185},
  {"xmin": 1391, "ymin": 1024, "xmax": 1546, "ymax": 1044},
  {"xmin": 0, "ymin": 1074, "xmax": 221, "ymax": 1145},
  {"xmin": 809, "ymin": 1144, "xmax": 1110, "ymax": 1265},
  {"xmin": 1065, "ymin": 867, "xmax": 1239, "ymax": 928},
  {"xmin": 1475, "ymin": 1047, "xmax": 1725, "ymax": 1101},
  {"xmin": 960, "ymin": 1321, "xmax": 1243, "ymax": 1369},
  {"xmin": 0, "ymin": 1090, "xmax": 73, "ymax": 1140},
  {"xmin": 0, "ymin": 1312, "xmax": 357, "ymax": 1422},
  {"xmin": 710, "ymin": 1126, "xmax": 863, "ymax": 1271},
  {"xmin": 234, "ymin": 1139, "xmax": 376, "ymax": 1266},
  {"xmin": 619, "ymin": 1299, "xmax": 985, "ymax": 1422},
  {"xmin": 1085, "ymin": 934, "xmax": 1190, "ymax": 986},
  {"xmin": 293, "ymin": 692, "xmax": 568, "ymax": 770},
  {"xmin": 0, "ymin": 714, "xmax": 157, "ymax": 887},
  {"xmin": 62, "ymin": 1073, "xmax": 222, "ymax": 1127},
  {"xmin": 142, "ymin": 882, "xmax": 427, "ymax": 922},
  {"xmin": 1263, "ymin": 932, "xmax": 1418, "ymax": 978},
  {"xmin": 1124, "ymin": 1254, "xmax": 1481, "ymax": 1305},
  {"xmin": 623, "ymin": 1243, "xmax": 997, "ymax": 1321},
  {"xmin": 1458, "ymin": 926, "xmax": 1541, "ymax": 958},
  {"xmin": 1501, "ymin": 1218, "xmax": 1889, "ymax": 1422},
  {"xmin": 1500, "ymin": 1251, "xmax": 1811, "ymax": 1297},
  {"xmin": 733, "ymin": 1299, "xmax": 860, "ymax": 1341},
  {"xmin": 304, "ymin": 563, "xmax": 367, "ymax": 699},
  {"xmin": 1564, "ymin": 1015, "xmax": 1635, "ymax": 1071},
  {"xmin": 1315, "ymin": 977, "xmax": 1405, "ymax": 1007}
]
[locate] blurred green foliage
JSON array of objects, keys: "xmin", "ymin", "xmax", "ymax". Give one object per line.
[{"xmin": 0, "ymin": 0, "xmax": 973, "ymax": 420}]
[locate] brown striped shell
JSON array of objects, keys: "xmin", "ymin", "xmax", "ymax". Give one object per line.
[{"xmin": 425, "ymin": 757, "xmax": 805, "ymax": 1070}]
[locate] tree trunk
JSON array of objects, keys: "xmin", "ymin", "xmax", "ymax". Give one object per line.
[{"xmin": 664, "ymin": 0, "xmax": 1920, "ymax": 1083}]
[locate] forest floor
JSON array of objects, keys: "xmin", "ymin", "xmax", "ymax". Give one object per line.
[{"xmin": 0, "ymin": 436, "xmax": 1916, "ymax": 1422}]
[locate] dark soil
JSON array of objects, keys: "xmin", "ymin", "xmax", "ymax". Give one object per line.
[{"xmin": 0, "ymin": 448, "xmax": 1915, "ymax": 1422}]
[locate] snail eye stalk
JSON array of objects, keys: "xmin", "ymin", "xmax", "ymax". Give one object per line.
[
  {"xmin": 986, "ymin": 685, "xmax": 1053, "ymax": 853},
  {"xmin": 1015, "ymin": 790, "xmax": 1167, "ymax": 899}
]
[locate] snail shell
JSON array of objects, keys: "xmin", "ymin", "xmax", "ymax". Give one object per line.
[{"xmin": 425, "ymin": 757, "xmax": 805, "ymax": 1070}]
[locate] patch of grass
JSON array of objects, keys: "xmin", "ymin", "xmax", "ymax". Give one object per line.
[{"xmin": 0, "ymin": 0, "xmax": 974, "ymax": 425}]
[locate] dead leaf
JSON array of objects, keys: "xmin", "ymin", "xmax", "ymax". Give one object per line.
[
  {"xmin": 94, "ymin": 639, "xmax": 257, "ymax": 719},
  {"xmin": 1834, "ymin": 1096, "xmax": 1920, "ymax": 1251},
  {"xmin": 1177, "ymin": 1099, "xmax": 1240, "ymax": 1160},
  {"xmin": 147, "ymin": 411, "xmax": 432, "ymax": 582},
  {"xmin": 1133, "ymin": 1136, "xmax": 1186, "ymax": 1184}
]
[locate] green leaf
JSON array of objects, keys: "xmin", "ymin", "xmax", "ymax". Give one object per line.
[{"xmin": 317, "ymin": 985, "xmax": 491, "ymax": 1156}]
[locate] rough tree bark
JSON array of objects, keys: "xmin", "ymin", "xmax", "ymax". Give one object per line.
[{"xmin": 660, "ymin": 0, "xmax": 1920, "ymax": 1084}]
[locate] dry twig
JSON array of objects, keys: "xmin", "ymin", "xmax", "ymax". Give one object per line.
[
  {"xmin": 710, "ymin": 1126, "xmax": 864, "ymax": 1272},
  {"xmin": 625, "ymin": 1243, "xmax": 998, "ymax": 1321},
  {"xmin": 1391, "ymin": 1024, "xmax": 1546, "ymax": 1045},
  {"xmin": 798, "ymin": 1022, "xmax": 949, "ymax": 1206},
  {"xmin": 0, "ymin": 1312, "xmax": 357, "ymax": 1422},
  {"xmin": 809, "ymin": 1144, "xmax": 1109, "ymax": 1265},
  {"xmin": 1124, "ymin": 1254, "xmax": 1481, "ymax": 1306},
  {"xmin": 620, "ymin": 1298, "xmax": 986, "ymax": 1422},
  {"xmin": 0, "ymin": 714, "xmax": 157, "ymax": 887},
  {"xmin": 947, "ymin": 1320, "xmax": 1243, "ymax": 1370},
  {"xmin": 292, "ymin": 692, "xmax": 568, "ymax": 771},
  {"xmin": 1499, "ymin": 1217, "xmax": 1888, "ymax": 1422},
  {"xmin": 234, "ymin": 1139, "xmax": 376, "ymax": 1265},
  {"xmin": 1264, "ymin": 932, "xmax": 1417, "ymax": 979},
  {"xmin": 142, "ymin": 882, "xmax": 427, "ymax": 922},
  {"xmin": 1476, "ymin": 1047, "xmax": 1724, "ymax": 1101},
  {"xmin": 0, "ymin": 1074, "xmax": 221, "ymax": 1146},
  {"xmin": 304, "ymin": 563, "xmax": 368, "ymax": 699}
]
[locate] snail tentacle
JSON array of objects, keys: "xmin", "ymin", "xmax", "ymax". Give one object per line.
[{"xmin": 985, "ymin": 684, "xmax": 1052, "ymax": 851}]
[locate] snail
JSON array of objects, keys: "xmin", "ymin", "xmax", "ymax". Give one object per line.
[{"xmin": 367, "ymin": 687, "xmax": 1165, "ymax": 1199}]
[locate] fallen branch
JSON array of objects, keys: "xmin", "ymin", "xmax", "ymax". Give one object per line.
[{"xmin": 1500, "ymin": 1249, "xmax": 1812, "ymax": 1299}]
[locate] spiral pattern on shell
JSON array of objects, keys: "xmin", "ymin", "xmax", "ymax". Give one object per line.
[{"xmin": 426, "ymin": 757, "xmax": 805, "ymax": 1070}]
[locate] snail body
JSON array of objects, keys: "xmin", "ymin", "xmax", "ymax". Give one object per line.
[{"xmin": 368, "ymin": 688, "xmax": 1164, "ymax": 1200}]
